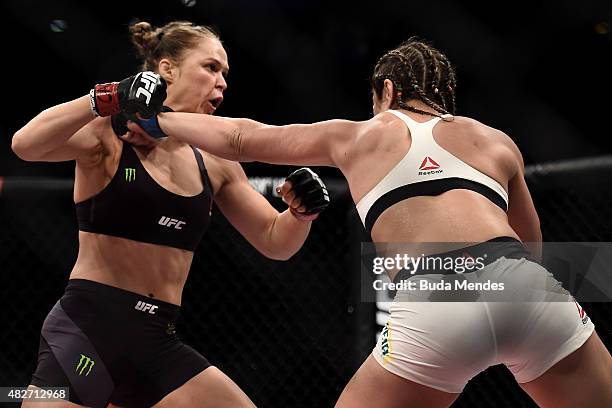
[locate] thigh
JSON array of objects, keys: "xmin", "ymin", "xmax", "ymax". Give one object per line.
[
  {"xmin": 31, "ymin": 302, "xmax": 113, "ymax": 407},
  {"xmin": 503, "ymin": 298, "xmax": 596, "ymax": 384},
  {"xmin": 335, "ymin": 355, "xmax": 459, "ymax": 408},
  {"xmin": 377, "ymin": 300, "xmax": 495, "ymax": 392},
  {"xmin": 153, "ymin": 366, "xmax": 256, "ymax": 408},
  {"xmin": 21, "ymin": 385, "xmax": 86, "ymax": 408},
  {"xmin": 520, "ymin": 331, "xmax": 612, "ymax": 408}
]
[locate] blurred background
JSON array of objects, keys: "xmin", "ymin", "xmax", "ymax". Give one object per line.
[
  {"xmin": 2, "ymin": 0, "xmax": 612, "ymax": 176},
  {"xmin": 1, "ymin": 1, "xmax": 611, "ymax": 407}
]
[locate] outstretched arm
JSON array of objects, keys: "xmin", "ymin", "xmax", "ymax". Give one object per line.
[{"xmin": 134, "ymin": 112, "xmax": 360, "ymax": 167}]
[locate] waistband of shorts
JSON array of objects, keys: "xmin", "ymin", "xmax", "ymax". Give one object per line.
[
  {"xmin": 65, "ymin": 278, "xmax": 181, "ymax": 321},
  {"xmin": 392, "ymin": 236, "xmax": 531, "ymax": 283}
]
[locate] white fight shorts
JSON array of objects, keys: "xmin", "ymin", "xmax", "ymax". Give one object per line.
[{"xmin": 373, "ymin": 256, "xmax": 595, "ymax": 393}]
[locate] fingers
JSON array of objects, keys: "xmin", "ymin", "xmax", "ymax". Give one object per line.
[
  {"xmin": 126, "ymin": 120, "xmax": 146, "ymax": 134},
  {"xmin": 275, "ymin": 180, "xmax": 293, "ymax": 197},
  {"xmin": 276, "ymin": 181, "xmax": 300, "ymax": 208},
  {"xmin": 282, "ymin": 191, "xmax": 302, "ymax": 209},
  {"xmin": 289, "ymin": 207, "xmax": 319, "ymax": 221},
  {"xmin": 120, "ymin": 131, "xmax": 158, "ymax": 148},
  {"xmin": 126, "ymin": 121, "xmax": 159, "ymax": 143},
  {"xmin": 126, "ymin": 120, "xmax": 157, "ymax": 141},
  {"xmin": 276, "ymin": 179, "xmax": 317, "ymax": 216}
]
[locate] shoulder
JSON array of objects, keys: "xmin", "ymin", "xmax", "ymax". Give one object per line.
[
  {"xmin": 451, "ymin": 116, "xmax": 514, "ymax": 143},
  {"xmin": 366, "ymin": 111, "xmax": 404, "ymax": 130},
  {"xmin": 348, "ymin": 111, "xmax": 408, "ymax": 148},
  {"xmin": 333, "ymin": 112, "xmax": 403, "ymax": 143},
  {"xmin": 453, "ymin": 115, "xmax": 524, "ymax": 172},
  {"xmin": 196, "ymin": 148, "xmax": 248, "ymax": 195},
  {"xmin": 198, "ymin": 148, "xmax": 243, "ymax": 175},
  {"xmin": 450, "ymin": 116, "xmax": 519, "ymax": 149}
]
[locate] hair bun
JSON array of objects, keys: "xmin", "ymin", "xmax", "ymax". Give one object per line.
[
  {"xmin": 131, "ymin": 21, "xmax": 152, "ymax": 34},
  {"xmin": 128, "ymin": 19, "xmax": 218, "ymax": 72},
  {"xmin": 130, "ymin": 21, "xmax": 158, "ymax": 49}
]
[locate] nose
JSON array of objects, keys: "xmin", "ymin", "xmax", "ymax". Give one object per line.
[{"xmin": 217, "ymin": 73, "xmax": 227, "ymax": 91}]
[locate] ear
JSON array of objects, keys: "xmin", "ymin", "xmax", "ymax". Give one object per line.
[
  {"xmin": 381, "ymin": 79, "xmax": 396, "ymax": 111},
  {"xmin": 158, "ymin": 58, "xmax": 175, "ymax": 84}
]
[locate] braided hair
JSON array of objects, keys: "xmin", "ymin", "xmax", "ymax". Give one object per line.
[{"xmin": 371, "ymin": 37, "xmax": 457, "ymax": 118}]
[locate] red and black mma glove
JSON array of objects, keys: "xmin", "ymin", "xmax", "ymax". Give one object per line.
[
  {"xmin": 285, "ymin": 168, "xmax": 330, "ymax": 220},
  {"xmin": 111, "ymin": 106, "xmax": 173, "ymax": 139},
  {"xmin": 90, "ymin": 71, "xmax": 167, "ymax": 120}
]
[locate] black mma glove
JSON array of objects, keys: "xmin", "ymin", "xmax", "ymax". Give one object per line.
[
  {"xmin": 285, "ymin": 168, "xmax": 330, "ymax": 220},
  {"xmin": 90, "ymin": 71, "xmax": 166, "ymax": 119}
]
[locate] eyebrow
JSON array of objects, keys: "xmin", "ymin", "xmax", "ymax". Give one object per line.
[{"xmin": 205, "ymin": 58, "xmax": 230, "ymax": 75}]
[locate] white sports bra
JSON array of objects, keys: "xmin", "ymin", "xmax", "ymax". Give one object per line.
[{"xmin": 355, "ymin": 110, "xmax": 509, "ymax": 233}]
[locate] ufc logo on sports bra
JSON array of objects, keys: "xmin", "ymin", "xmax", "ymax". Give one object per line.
[
  {"xmin": 135, "ymin": 72, "xmax": 159, "ymax": 105},
  {"xmin": 159, "ymin": 216, "xmax": 186, "ymax": 230},
  {"xmin": 135, "ymin": 301, "xmax": 158, "ymax": 314}
]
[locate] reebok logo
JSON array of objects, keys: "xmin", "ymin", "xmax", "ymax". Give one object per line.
[
  {"xmin": 574, "ymin": 299, "xmax": 589, "ymax": 325},
  {"xmin": 135, "ymin": 72, "xmax": 159, "ymax": 105},
  {"xmin": 159, "ymin": 216, "xmax": 186, "ymax": 230},
  {"xmin": 75, "ymin": 354, "xmax": 95, "ymax": 376},
  {"xmin": 135, "ymin": 300, "xmax": 158, "ymax": 314},
  {"xmin": 418, "ymin": 156, "xmax": 444, "ymax": 175}
]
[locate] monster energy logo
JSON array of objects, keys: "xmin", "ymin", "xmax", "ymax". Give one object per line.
[
  {"xmin": 125, "ymin": 168, "xmax": 136, "ymax": 182},
  {"xmin": 75, "ymin": 354, "xmax": 95, "ymax": 376}
]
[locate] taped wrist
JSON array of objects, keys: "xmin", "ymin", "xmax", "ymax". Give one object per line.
[{"xmin": 91, "ymin": 82, "xmax": 121, "ymax": 117}]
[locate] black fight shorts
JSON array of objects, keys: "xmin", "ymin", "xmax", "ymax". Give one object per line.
[{"xmin": 31, "ymin": 279, "xmax": 211, "ymax": 407}]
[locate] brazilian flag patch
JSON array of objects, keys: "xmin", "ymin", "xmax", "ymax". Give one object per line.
[{"xmin": 380, "ymin": 322, "xmax": 392, "ymax": 363}]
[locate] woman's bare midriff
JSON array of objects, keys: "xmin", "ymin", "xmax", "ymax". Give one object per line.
[
  {"xmin": 371, "ymin": 190, "xmax": 519, "ymax": 283},
  {"xmin": 371, "ymin": 190, "xmax": 518, "ymax": 243},
  {"xmin": 69, "ymin": 128, "xmax": 212, "ymax": 306},
  {"xmin": 69, "ymin": 231, "xmax": 194, "ymax": 305}
]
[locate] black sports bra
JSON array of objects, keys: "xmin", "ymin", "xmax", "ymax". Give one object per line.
[{"xmin": 76, "ymin": 142, "xmax": 213, "ymax": 251}]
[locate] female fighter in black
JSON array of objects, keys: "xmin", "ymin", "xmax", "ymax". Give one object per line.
[{"xmin": 12, "ymin": 21, "xmax": 327, "ymax": 407}]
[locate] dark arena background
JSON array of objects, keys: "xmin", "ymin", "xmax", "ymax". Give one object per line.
[{"xmin": 1, "ymin": 1, "xmax": 611, "ymax": 407}]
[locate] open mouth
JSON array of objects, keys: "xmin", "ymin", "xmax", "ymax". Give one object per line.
[{"xmin": 209, "ymin": 97, "xmax": 223, "ymax": 109}]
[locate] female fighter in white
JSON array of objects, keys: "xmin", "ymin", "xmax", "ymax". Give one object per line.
[{"xmin": 127, "ymin": 37, "xmax": 612, "ymax": 407}]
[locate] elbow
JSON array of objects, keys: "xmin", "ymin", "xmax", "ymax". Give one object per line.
[
  {"xmin": 530, "ymin": 214, "xmax": 542, "ymax": 242},
  {"xmin": 534, "ymin": 230, "xmax": 543, "ymax": 246},
  {"xmin": 11, "ymin": 132, "xmax": 37, "ymax": 161},
  {"xmin": 514, "ymin": 221, "xmax": 542, "ymax": 244},
  {"xmin": 259, "ymin": 230, "xmax": 300, "ymax": 261},
  {"xmin": 257, "ymin": 214, "xmax": 303, "ymax": 261},
  {"xmin": 228, "ymin": 127, "xmax": 245, "ymax": 161},
  {"xmin": 534, "ymin": 222, "xmax": 542, "ymax": 242}
]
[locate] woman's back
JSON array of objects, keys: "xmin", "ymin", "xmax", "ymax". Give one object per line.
[{"xmin": 346, "ymin": 108, "xmax": 522, "ymax": 243}]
